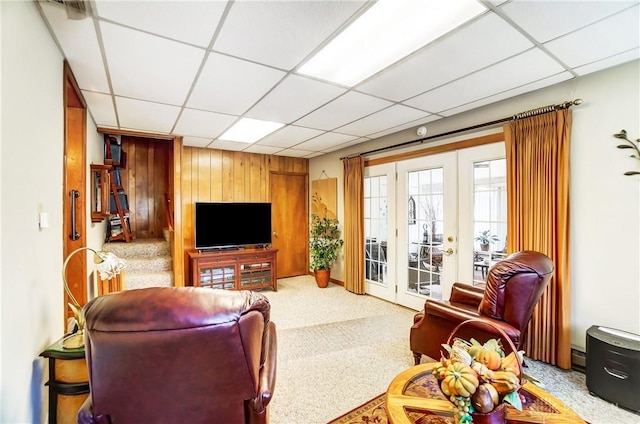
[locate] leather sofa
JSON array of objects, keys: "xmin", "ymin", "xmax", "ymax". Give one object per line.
[
  {"xmin": 410, "ymin": 250, "xmax": 553, "ymax": 365},
  {"xmin": 78, "ymin": 287, "xmax": 277, "ymax": 424}
]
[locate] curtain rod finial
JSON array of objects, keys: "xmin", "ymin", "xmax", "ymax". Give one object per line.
[{"xmin": 573, "ymin": 99, "xmax": 583, "ymax": 105}]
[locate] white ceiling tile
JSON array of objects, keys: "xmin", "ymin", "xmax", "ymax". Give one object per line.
[
  {"xmin": 440, "ymin": 72, "xmax": 574, "ymax": 117},
  {"xmin": 116, "ymin": 97, "xmax": 181, "ymax": 133},
  {"xmin": 544, "ymin": 6, "xmax": 639, "ymax": 68},
  {"xmin": 295, "ymin": 92, "xmax": 393, "ymax": 130},
  {"xmin": 214, "ymin": 1, "xmax": 366, "ymax": 70},
  {"xmin": 182, "ymin": 136, "xmax": 213, "ymax": 148},
  {"xmin": 82, "ymin": 91, "xmax": 117, "ymax": 127},
  {"xmin": 246, "ymin": 75, "xmax": 346, "ymax": 123},
  {"xmin": 357, "ymin": 12, "xmax": 533, "ymax": 102},
  {"xmin": 336, "ymin": 105, "xmax": 430, "ymax": 137},
  {"xmin": 302, "ymin": 151, "xmax": 325, "ymax": 159},
  {"xmin": 274, "ymin": 148, "xmax": 316, "ymax": 157},
  {"xmin": 188, "ymin": 53, "xmax": 285, "ymax": 115},
  {"xmin": 322, "ymin": 137, "xmax": 370, "ymax": 153},
  {"xmin": 40, "ymin": 3, "xmax": 110, "ymax": 93},
  {"xmin": 367, "ymin": 115, "xmax": 442, "ymax": 140},
  {"xmin": 574, "ymin": 49, "xmax": 640, "ymax": 76},
  {"xmin": 243, "ymin": 145, "xmax": 284, "ymax": 155},
  {"xmin": 100, "ymin": 22, "xmax": 205, "ymax": 105},
  {"xmin": 405, "ymin": 49, "xmax": 566, "ymax": 113},
  {"xmin": 294, "ymin": 132, "xmax": 358, "ymax": 151},
  {"xmin": 94, "ymin": 1, "xmax": 226, "ymax": 48},
  {"xmin": 256, "ymin": 125, "xmax": 324, "ymax": 148},
  {"xmin": 501, "ymin": 1, "xmax": 636, "ymax": 43},
  {"xmin": 174, "ymin": 108, "xmax": 237, "ymax": 139},
  {"xmin": 207, "ymin": 140, "xmax": 247, "ymax": 152}
]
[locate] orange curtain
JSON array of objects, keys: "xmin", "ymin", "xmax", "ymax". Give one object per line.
[
  {"xmin": 504, "ymin": 109, "xmax": 572, "ymax": 369},
  {"xmin": 342, "ymin": 156, "xmax": 365, "ymax": 294}
]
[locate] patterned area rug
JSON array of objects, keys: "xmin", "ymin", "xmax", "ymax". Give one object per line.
[{"xmin": 327, "ymin": 393, "xmax": 387, "ymax": 424}]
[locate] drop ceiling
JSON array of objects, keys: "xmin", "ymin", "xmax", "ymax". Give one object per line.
[{"xmin": 38, "ymin": 0, "xmax": 639, "ymax": 158}]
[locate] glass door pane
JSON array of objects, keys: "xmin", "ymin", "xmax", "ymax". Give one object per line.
[
  {"xmin": 364, "ymin": 163, "xmax": 396, "ymax": 302},
  {"xmin": 471, "ymin": 159, "xmax": 507, "ymax": 286},
  {"xmin": 397, "ymin": 153, "xmax": 457, "ymax": 311}
]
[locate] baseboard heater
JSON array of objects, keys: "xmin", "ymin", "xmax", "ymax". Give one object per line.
[{"xmin": 571, "ymin": 346, "xmax": 586, "ymax": 372}]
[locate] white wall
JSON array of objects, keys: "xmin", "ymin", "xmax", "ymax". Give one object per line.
[
  {"xmin": 1, "ymin": 1, "xmax": 65, "ymax": 422},
  {"xmin": 310, "ymin": 60, "xmax": 640, "ymax": 351},
  {"xmin": 1, "ymin": 2, "xmax": 106, "ymax": 422}
]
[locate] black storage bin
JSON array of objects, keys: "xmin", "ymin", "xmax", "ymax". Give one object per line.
[{"xmin": 586, "ymin": 325, "xmax": 640, "ymax": 413}]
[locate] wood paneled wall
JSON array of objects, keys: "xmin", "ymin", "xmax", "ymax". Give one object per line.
[
  {"xmin": 120, "ymin": 136, "xmax": 172, "ymax": 239},
  {"xmin": 181, "ymin": 147, "xmax": 309, "ymax": 249}
]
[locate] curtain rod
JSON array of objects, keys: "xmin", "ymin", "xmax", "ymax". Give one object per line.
[{"xmin": 340, "ymin": 99, "xmax": 583, "ymax": 160}]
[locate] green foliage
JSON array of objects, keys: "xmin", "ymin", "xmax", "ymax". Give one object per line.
[
  {"xmin": 309, "ymin": 214, "xmax": 344, "ymax": 270},
  {"xmin": 474, "ymin": 230, "xmax": 499, "ymax": 245}
]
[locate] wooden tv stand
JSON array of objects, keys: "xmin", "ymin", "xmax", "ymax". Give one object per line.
[{"xmin": 187, "ymin": 247, "xmax": 278, "ymax": 291}]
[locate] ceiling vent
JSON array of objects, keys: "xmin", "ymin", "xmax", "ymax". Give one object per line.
[{"xmin": 46, "ymin": 0, "xmax": 89, "ymax": 20}]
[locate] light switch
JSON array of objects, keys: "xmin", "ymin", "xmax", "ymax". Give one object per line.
[{"xmin": 39, "ymin": 212, "xmax": 49, "ymax": 229}]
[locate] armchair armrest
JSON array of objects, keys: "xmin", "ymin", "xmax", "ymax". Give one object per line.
[
  {"xmin": 77, "ymin": 396, "xmax": 112, "ymax": 424},
  {"xmin": 449, "ymin": 283, "xmax": 484, "ymax": 308},
  {"xmin": 250, "ymin": 321, "xmax": 277, "ymax": 415}
]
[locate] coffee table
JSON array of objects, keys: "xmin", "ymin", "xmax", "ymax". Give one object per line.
[{"xmin": 385, "ymin": 363, "xmax": 587, "ymax": 423}]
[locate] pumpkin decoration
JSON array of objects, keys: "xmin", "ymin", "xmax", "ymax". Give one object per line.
[{"xmin": 433, "ymin": 319, "xmax": 527, "ymax": 424}]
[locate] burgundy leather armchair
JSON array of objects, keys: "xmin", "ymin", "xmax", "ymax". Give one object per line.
[
  {"xmin": 410, "ymin": 250, "xmax": 553, "ymax": 365},
  {"xmin": 77, "ymin": 287, "xmax": 277, "ymax": 424}
]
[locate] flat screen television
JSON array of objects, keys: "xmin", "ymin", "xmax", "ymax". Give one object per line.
[{"xmin": 194, "ymin": 202, "xmax": 272, "ymax": 250}]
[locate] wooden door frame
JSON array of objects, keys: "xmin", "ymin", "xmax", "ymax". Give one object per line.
[
  {"xmin": 63, "ymin": 61, "xmax": 87, "ymax": 322},
  {"xmin": 95, "ymin": 127, "xmax": 184, "ymax": 286}
]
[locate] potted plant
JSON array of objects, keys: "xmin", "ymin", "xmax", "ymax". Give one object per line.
[
  {"xmin": 309, "ymin": 214, "xmax": 344, "ymax": 288},
  {"xmin": 475, "ymin": 230, "xmax": 499, "ymax": 252}
]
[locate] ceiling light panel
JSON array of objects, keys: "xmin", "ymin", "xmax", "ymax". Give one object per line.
[
  {"xmin": 188, "ymin": 53, "xmax": 286, "ymax": 115},
  {"xmin": 298, "ymin": 0, "xmax": 487, "ymax": 86},
  {"xmin": 94, "ymin": 1, "xmax": 227, "ymax": 47},
  {"xmin": 357, "ymin": 12, "xmax": 532, "ymax": 101},
  {"xmin": 544, "ymin": 6, "xmax": 639, "ymax": 68},
  {"xmin": 214, "ymin": 1, "xmax": 367, "ymax": 70},
  {"xmin": 174, "ymin": 108, "xmax": 237, "ymax": 139},
  {"xmin": 82, "ymin": 91, "xmax": 117, "ymax": 128},
  {"xmin": 295, "ymin": 91, "xmax": 393, "ymax": 130},
  {"xmin": 337, "ymin": 105, "xmax": 430, "ymax": 137},
  {"xmin": 116, "ymin": 97, "xmax": 181, "ymax": 134},
  {"xmin": 100, "ymin": 22, "xmax": 205, "ymax": 106},
  {"xmin": 246, "ymin": 74, "xmax": 347, "ymax": 124},
  {"xmin": 405, "ymin": 48, "xmax": 566, "ymax": 113},
  {"xmin": 219, "ymin": 118, "xmax": 284, "ymax": 144},
  {"xmin": 256, "ymin": 126, "xmax": 325, "ymax": 148},
  {"xmin": 500, "ymin": 1, "xmax": 636, "ymax": 43},
  {"xmin": 40, "ymin": 3, "xmax": 110, "ymax": 93}
]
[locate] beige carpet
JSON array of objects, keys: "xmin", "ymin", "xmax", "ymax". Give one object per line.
[{"xmin": 263, "ymin": 275, "xmax": 639, "ymax": 424}]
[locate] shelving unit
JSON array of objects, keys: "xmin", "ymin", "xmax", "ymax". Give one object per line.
[
  {"xmin": 188, "ymin": 248, "xmax": 278, "ymax": 291},
  {"xmin": 104, "ymin": 134, "xmax": 132, "ymax": 242}
]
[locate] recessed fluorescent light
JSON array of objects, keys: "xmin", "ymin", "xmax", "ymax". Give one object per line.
[
  {"xmin": 219, "ymin": 118, "xmax": 285, "ymax": 143},
  {"xmin": 298, "ymin": 0, "xmax": 486, "ymax": 86}
]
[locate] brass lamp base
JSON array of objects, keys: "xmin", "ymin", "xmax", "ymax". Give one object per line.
[{"xmin": 62, "ymin": 331, "xmax": 84, "ymax": 349}]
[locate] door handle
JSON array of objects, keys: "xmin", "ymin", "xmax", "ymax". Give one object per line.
[
  {"xmin": 441, "ymin": 248, "xmax": 454, "ymax": 256},
  {"xmin": 69, "ymin": 190, "xmax": 80, "ymax": 241},
  {"xmin": 272, "ymin": 231, "xmax": 278, "ymax": 237}
]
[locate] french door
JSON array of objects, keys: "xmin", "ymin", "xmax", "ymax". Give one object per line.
[{"xmin": 363, "ymin": 142, "xmax": 505, "ymax": 311}]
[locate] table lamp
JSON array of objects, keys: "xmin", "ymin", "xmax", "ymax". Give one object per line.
[{"xmin": 62, "ymin": 246, "xmax": 125, "ymax": 349}]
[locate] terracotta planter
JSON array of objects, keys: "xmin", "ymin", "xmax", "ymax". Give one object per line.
[
  {"xmin": 480, "ymin": 244, "xmax": 489, "ymax": 251},
  {"xmin": 314, "ymin": 269, "xmax": 331, "ymax": 288}
]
